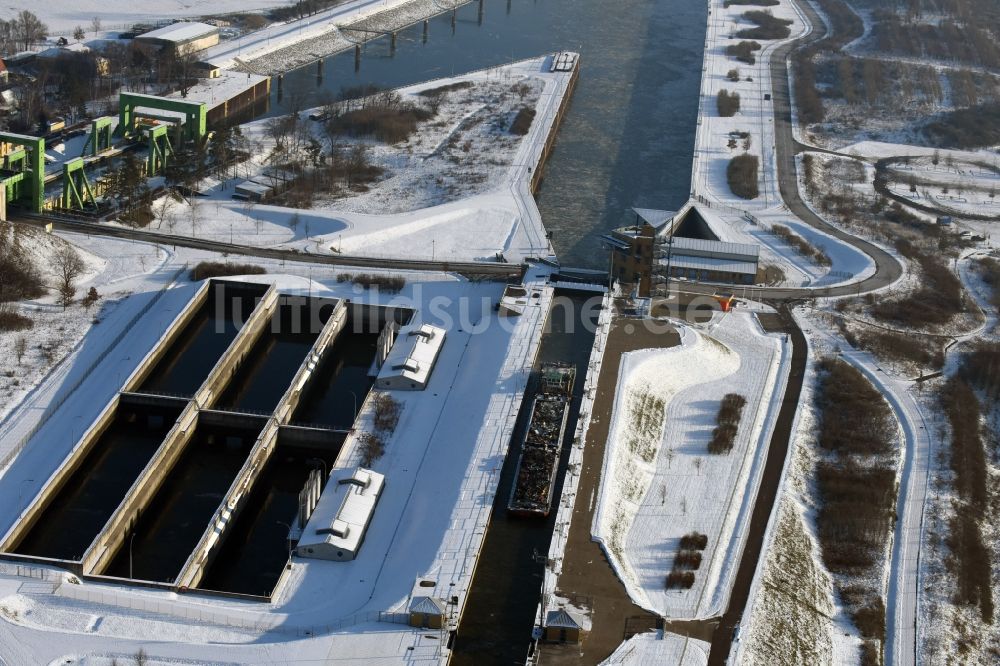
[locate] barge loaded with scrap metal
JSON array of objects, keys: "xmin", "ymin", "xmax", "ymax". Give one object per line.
[{"xmin": 507, "ymin": 363, "xmax": 576, "ymax": 518}]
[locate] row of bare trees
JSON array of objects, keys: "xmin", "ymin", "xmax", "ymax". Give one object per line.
[{"xmin": 0, "ymin": 11, "xmax": 47, "ymax": 54}]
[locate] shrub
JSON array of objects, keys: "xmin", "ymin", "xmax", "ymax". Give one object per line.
[
  {"xmin": 816, "ymin": 462, "xmax": 895, "ymax": 571},
  {"xmin": 358, "ymin": 432, "xmax": 385, "ymax": 467},
  {"xmin": 674, "ymin": 550, "xmax": 703, "ymax": 570},
  {"xmin": 717, "ymin": 89, "xmax": 741, "ymax": 117},
  {"xmin": 708, "ymin": 424, "xmax": 738, "ymax": 454},
  {"xmin": 727, "ymin": 154, "xmax": 760, "ymax": 199},
  {"xmin": 510, "ymin": 107, "xmax": 536, "ymax": 135},
  {"xmin": 815, "ymin": 358, "xmax": 895, "ymax": 456},
  {"xmin": 853, "ymin": 600, "xmax": 885, "ymax": 639},
  {"xmin": 726, "ymin": 68, "xmax": 741, "ymax": 82},
  {"xmin": 372, "ymin": 392, "xmax": 402, "ymax": 432},
  {"xmin": 0, "ymin": 224, "xmax": 45, "ymax": 303},
  {"xmin": 771, "ymin": 224, "xmax": 831, "ymax": 266},
  {"xmin": 736, "ymin": 10, "xmax": 793, "ymax": 40},
  {"xmin": 870, "ymin": 240, "xmax": 964, "ymax": 327},
  {"xmin": 852, "ymin": 329, "xmax": 943, "ymax": 370},
  {"xmin": 718, "ymin": 393, "xmax": 747, "ymax": 423},
  {"xmin": 924, "ymin": 102, "xmax": 1000, "ymax": 149},
  {"xmin": 726, "ymin": 40, "xmax": 762, "ymax": 64},
  {"xmin": 190, "ymin": 262, "xmax": 266, "ymax": 281},
  {"xmin": 417, "ymin": 81, "xmax": 474, "ymax": 98},
  {"xmin": 351, "ymin": 273, "xmax": 405, "ymax": 293},
  {"xmin": 82, "ymin": 286, "xmax": 100, "ymax": 308},
  {"xmin": 0, "ymin": 304, "xmax": 32, "ymax": 332},
  {"xmin": 679, "ymin": 532, "xmax": 709, "ymax": 550},
  {"xmin": 665, "ymin": 571, "xmax": 696, "ymax": 589},
  {"xmin": 328, "ymin": 98, "xmax": 434, "ymax": 144}
]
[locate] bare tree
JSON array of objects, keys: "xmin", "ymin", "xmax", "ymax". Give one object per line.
[
  {"xmin": 14, "ymin": 336, "xmax": 27, "ymax": 364},
  {"xmin": 188, "ymin": 200, "xmax": 201, "ymax": 236},
  {"xmin": 91, "ymin": 16, "xmax": 102, "ymax": 37},
  {"xmin": 13, "ymin": 11, "xmax": 47, "ymax": 51},
  {"xmin": 52, "ymin": 245, "xmax": 85, "ymax": 309},
  {"xmin": 73, "ymin": 26, "xmax": 85, "ymax": 42}
]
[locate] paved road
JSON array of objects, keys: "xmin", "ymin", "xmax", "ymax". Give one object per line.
[
  {"xmin": 12, "ymin": 215, "xmax": 524, "ymax": 280},
  {"xmin": 705, "ymin": 307, "xmax": 808, "ymax": 666},
  {"xmin": 841, "ymin": 352, "xmax": 929, "ymax": 666},
  {"xmin": 761, "ymin": 0, "xmax": 902, "ymax": 300},
  {"xmin": 702, "ymin": 0, "xmax": 903, "ymax": 663}
]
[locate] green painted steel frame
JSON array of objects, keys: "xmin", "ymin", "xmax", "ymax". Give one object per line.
[
  {"xmin": 118, "ymin": 93, "xmax": 207, "ymax": 144},
  {"xmin": 61, "ymin": 158, "xmax": 96, "ymax": 210},
  {"xmin": 0, "ymin": 132, "xmax": 45, "ymax": 213}
]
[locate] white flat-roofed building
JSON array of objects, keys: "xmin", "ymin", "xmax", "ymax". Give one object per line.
[
  {"xmin": 660, "ymin": 236, "xmax": 759, "ymax": 285},
  {"xmin": 135, "ymin": 22, "xmax": 220, "ymax": 56},
  {"xmin": 296, "ymin": 467, "xmax": 385, "ymax": 561},
  {"xmin": 375, "ymin": 323, "xmax": 446, "ymax": 391}
]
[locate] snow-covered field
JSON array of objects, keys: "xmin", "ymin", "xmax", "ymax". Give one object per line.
[
  {"xmin": 145, "ymin": 54, "xmax": 571, "ymax": 262},
  {"xmin": 592, "ymin": 310, "xmax": 789, "ymax": 619},
  {"xmin": 0, "ymin": 227, "xmax": 168, "ymax": 427},
  {"xmin": 0, "ymin": 250, "xmax": 559, "ymax": 663},
  {"xmin": 602, "ymin": 630, "xmax": 709, "ymax": 666},
  {"xmin": 5, "ymin": 1, "xmax": 293, "ymax": 35},
  {"xmin": 681, "ymin": 0, "xmax": 875, "ymax": 288}
]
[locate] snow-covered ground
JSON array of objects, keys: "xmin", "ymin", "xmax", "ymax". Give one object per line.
[
  {"xmin": 592, "ymin": 310, "xmax": 789, "ymax": 619},
  {"xmin": 144, "ymin": 54, "xmax": 572, "ymax": 263},
  {"xmin": 0, "ymin": 223, "xmax": 563, "ymax": 663},
  {"xmin": 5, "ymin": 1, "xmax": 293, "ymax": 35},
  {"xmin": 200, "ymin": 0, "xmax": 459, "ymax": 72},
  {"xmin": 0, "ymin": 228, "xmax": 169, "ymax": 428},
  {"xmin": 682, "ymin": 0, "xmax": 874, "ymax": 288},
  {"xmin": 602, "ymin": 630, "xmax": 709, "ymax": 666}
]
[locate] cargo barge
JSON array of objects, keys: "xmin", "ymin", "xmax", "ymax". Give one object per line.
[{"xmin": 507, "ymin": 363, "xmax": 576, "ymax": 517}]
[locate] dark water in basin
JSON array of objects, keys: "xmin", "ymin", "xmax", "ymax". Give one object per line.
[{"xmin": 269, "ymin": 0, "xmax": 706, "ymax": 268}]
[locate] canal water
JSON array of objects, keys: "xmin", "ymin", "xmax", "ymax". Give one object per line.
[
  {"xmin": 268, "ymin": 0, "xmax": 707, "ymax": 268},
  {"xmin": 103, "ymin": 421, "xmax": 263, "ymax": 582},
  {"xmin": 198, "ymin": 442, "xmax": 343, "ymax": 597},
  {"xmin": 291, "ymin": 331, "xmax": 379, "ymax": 428},
  {"xmin": 139, "ymin": 283, "xmax": 268, "ymax": 397},
  {"xmin": 14, "ymin": 401, "xmax": 184, "ymax": 562},
  {"xmin": 214, "ymin": 304, "xmax": 322, "ymax": 414},
  {"xmin": 451, "ymin": 290, "xmax": 601, "ymax": 665}
]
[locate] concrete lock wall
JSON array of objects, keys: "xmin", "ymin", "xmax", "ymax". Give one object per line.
[
  {"xmin": 80, "ymin": 401, "xmax": 199, "ymax": 575},
  {"xmin": 194, "ymin": 285, "xmax": 279, "ymax": 409},
  {"xmin": 121, "ymin": 280, "xmax": 212, "ymax": 394},
  {"xmin": 82, "ymin": 285, "xmax": 279, "ymax": 576},
  {"xmin": 175, "ymin": 300, "xmax": 348, "ymax": 589},
  {"xmin": 0, "ymin": 394, "xmax": 123, "ymax": 554}
]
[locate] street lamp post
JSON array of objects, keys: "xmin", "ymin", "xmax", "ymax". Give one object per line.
[
  {"xmin": 276, "ymin": 521, "xmax": 293, "ymax": 562},
  {"xmin": 18, "ymin": 478, "xmax": 34, "ymax": 518},
  {"xmin": 129, "ymin": 531, "xmax": 136, "ymax": 579},
  {"xmin": 347, "ymin": 390, "xmax": 358, "ymax": 421}
]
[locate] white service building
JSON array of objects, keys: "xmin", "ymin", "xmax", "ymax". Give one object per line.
[
  {"xmin": 375, "ymin": 323, "xmax": 446, "ymax": 391},
  {"xmin": 135, "ymin": 22, "xmax": 221, "ymax": 56},
  {"xmin": 296, "ymin": 467, "xmax": 385, "ymax": 561}
]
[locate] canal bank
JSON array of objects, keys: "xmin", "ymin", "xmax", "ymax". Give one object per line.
[
  {"xmin": 450, "ymin": 289, "xmax": 601, "ymax": 665},
  {"xmin": 265, "ymin": 0, "xmax": 706, "ymax": 268}
]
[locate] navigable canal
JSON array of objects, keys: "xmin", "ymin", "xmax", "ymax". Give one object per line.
[{"xmin": 268, "ymin": 0, "xmax": 707, "ymax": 268}]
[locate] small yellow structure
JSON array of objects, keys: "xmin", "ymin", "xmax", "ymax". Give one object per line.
[
  {"xmin": 408, "ymin": 596, "xmax": 447, "ymax": 629},
  {"xmin": 544, "ymin": 608, "xmax": 584, "ymax": 644}
]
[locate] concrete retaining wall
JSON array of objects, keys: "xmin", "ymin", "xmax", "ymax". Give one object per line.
[
  {"xmin": 121, "ymin": 280, "xmax": 211, "ymax": 393},
  {"xmin": 175, "ymin": 299, "xmax": 348, "ymax": 589},
  {"xmin": 82, "ymin": 284, "xmax": 279, "ymax": 576}
]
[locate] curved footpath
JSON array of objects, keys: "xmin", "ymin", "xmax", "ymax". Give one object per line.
[
  {"xmin": 705, "ymin": 0, "xmax": 914, "ymax": 664},
  {"xmin": 760, "ymin": 0, "xmax": 902, "ymax": 299}
]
